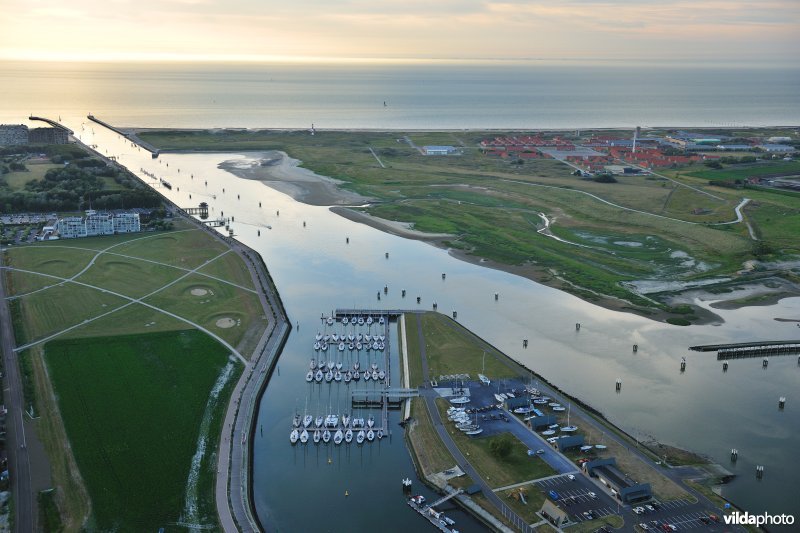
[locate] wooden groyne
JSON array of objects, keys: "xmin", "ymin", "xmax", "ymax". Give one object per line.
[
  {"xmin": 87, "ymin": 114, "xmax": 160, "ymax": 157},
  {"xmin": 689, "ymin": 340, "xmax": 800, "ymax": 360}
]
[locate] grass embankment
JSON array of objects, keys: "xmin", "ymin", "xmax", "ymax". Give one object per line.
[
  {"xmin": 138, "ymin": 128, "xmax": 800, "ymax": 319},
  {"xmin": 419, "ymin": 312, "xmax": 521, "ymax": 380},
  {"xmin": 406, "ymin": 397, "xmax": 457, "ymax": 477},
  {"xmin": 45, "ymin": 331, "xmax": 241, "ymax": 531}
]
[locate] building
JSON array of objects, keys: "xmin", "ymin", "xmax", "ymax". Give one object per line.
[
  {"xmin": 584, "ymin": 458, "xmax": 652, "ymax": 504},
  {"xmin": 554, "ymin": 434, "xmax": 585, "ymax": 452},
  {"xmin": 0, "ymin": 125, "xmax": 29, "ymax": 146},
  {"xmin": 57, "ymin": 217, "xmax": 87, "ymax": 239},
  {"xmin": 504, "ymin": 396, "xmax": 530, "ymax": 411},
  {"xmin": 604, "ymin": 165, "xmax": 641, "ymax": 175},
  {"xmin": 757, "ymin": 144, "xmax": 794, "ymax": 153},
  {"xmin": 528, "ymin": 415, "xmax": 557, "ymax": 430},
  {"xmin": 422, "ymin": 145, "xmax": 457, "ymax": 156},
  {"xmin": 55, "ymin": 211, "xmax": 141, "ymax": 239},
  {"xmin": 29, "ymin": 127, "xmax": 68, "ymax": 145},
  {"xmin": 540, "ymin": 499, "xmax": 569, "ymax": 528},
  {"xmin": 113, "ymin": 212, "xmax": 141, "ymax": 233}
]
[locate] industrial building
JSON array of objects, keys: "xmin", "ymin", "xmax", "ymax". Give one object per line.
[
  {"xmin": 583, "ymin": 458, "xmax": 652, "ymax": 504},
  {"xmin": 422, "ymin": 145, "xmax": 457, "ymax": 156},
  {"xmin": 55, "ymin": 211, "xmax": 141, "ymax": 239},
  {"xmin": 527, "ymin": 415, "xmax": 557, "ymax": 430}
]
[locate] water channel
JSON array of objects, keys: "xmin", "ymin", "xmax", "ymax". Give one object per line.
[{"xmin": 75, "ymin": 121, "xmax": 800, "ymax": 531}]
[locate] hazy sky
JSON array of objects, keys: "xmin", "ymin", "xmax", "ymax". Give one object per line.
[{"xmin": 1, "ymin": 0, "xmax": 797, "ymax": 63}]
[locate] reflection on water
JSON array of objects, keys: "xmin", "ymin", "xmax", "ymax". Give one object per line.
[{"xmin": 74, "ymin": 119, "xmax": 800, "ymax": 529}]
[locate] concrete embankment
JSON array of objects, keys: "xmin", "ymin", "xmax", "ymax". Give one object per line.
[{"xmin": 29, "ymin": 115, "xmax": 74, "ymax": 134}]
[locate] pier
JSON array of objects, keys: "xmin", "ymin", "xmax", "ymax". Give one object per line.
[
  {"xmin": 689, "ymin": 340, "xmax": 800, "ymax": 360},
  {"xmin": 28, "ymin": 115, "xmax": 73, "ymax": 135},
  {"xmin": 87, "ymin": 114, "xmax": 160, "ymax": 157}
]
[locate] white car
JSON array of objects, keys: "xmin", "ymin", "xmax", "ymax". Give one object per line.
[
  {"xmin": 567, "ymin": 474, "xmax": 575, "ymax": 480},
  {"xmin": 588, "ymin": 492, "xmax": 597, "ymax": 499},
  {"xmin": 633, "ymin": 507, "xmax": 644, "ymax": 515}
]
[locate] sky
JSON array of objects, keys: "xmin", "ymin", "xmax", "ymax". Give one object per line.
[{"xmin": 0, "ymin": 0, "xmax": 798, "ymax": 64}]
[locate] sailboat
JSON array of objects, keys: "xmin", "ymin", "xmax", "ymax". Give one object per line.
[
  {"xmin": 300, "ymin": 429, "xmax": 309, "ymax": 444},
  {"xmin": 306, "ymin": 370, "xmax": 314, "ymax": 382},
  {"xmin": 366, "ymin": 429, "xmax": 375, "ymax": 442},
  {"xmin": 356, "ymin": 430, "xmax": 365, "ymax": 444},
  {"xmin": 345, "ymin": 428, "xmax": 353, "ymax": 443},
  {"xmin": 290, "ymin": 428, "xmax": 299, "ymax": 444},
  {"xmin": 322, "ymin": 429, "xmax": 331, "ymax": 443},
  {"xmin": 313, "ymin": 429, "xmax": 321, "ymax": 443},
  {"xmin": 560, "ymin": 404, "xmax": 578, "ymax": 432},
  {"xmin": 334, "ymin": 429, "xmax": 344, "ymax": 445}
]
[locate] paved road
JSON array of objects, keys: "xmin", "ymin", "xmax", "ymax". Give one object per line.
[
  {"xmin": 416, "ymin": 314, "xmax": 534, "ymax": 533},
  {"xmin": 214, "ymin": 236, "xmax": 290, "ymax": 533},
  {"xmin": 0, "ymin": 259, "xmax": 34, "ymax": 533}
]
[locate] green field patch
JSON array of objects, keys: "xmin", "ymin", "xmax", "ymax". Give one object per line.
[
  {"xmin": 4, "ymin": 246, "xmax": 96, "ymax": 279},
  {"xmin": 63, "ymin": 302, "xmax": 193, "ymax": 340},
  {"xmin": 15, "ymin": 284, "xmax": 127, "ymax": 345},
  {"xmin": 421, "ymin": 313, "xmax": 519, "ymax": 380},
  {"xmin": 686, "ymin": 161, "xmax": 800, "ymax": 181},
  {"xmin": 112, "ymin": 229, "xmax": 228, "ymax": 269},
  {"xmin": 144, "ymin": 274, "xmax": 266, "ymax": 354},
  {"xmin": 3, "ymin": 269, "xmax": 60, "ymax": 296},
  {"xmin": 196, "ymin": 250, "xmax": 256, "ymax": 290},
  {"xmin": 3, "ymin": 163, "xmax": 62, "ymax": 191},
  {"xmin": 45, "ymin": 331, "xmax": 240, "ymax": 531},
  {"xmin": 76, "ymin": 254, "xmax": 184, "ymax": 299}
]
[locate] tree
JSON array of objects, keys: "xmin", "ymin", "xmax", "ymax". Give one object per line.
[{"xmin": 490, "ymin": 435, "xmax": 513, "ymax": 459}]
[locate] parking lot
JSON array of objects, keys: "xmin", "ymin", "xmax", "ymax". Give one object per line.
[
  {"xmin": 633, "ymin": 499, "xmax": 730, "ymax": 532},
  {"xmin": 536, "ymin": 474, "xmax": 620, "ymax": 524}
]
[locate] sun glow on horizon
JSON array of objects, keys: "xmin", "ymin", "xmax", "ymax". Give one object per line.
[{"xmin": 1, "ymin": 0, "xmax": 798, "ymax": 66}]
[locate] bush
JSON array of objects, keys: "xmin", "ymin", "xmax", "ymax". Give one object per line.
[
  {"xmin": 490, "ymin": 434, "xmax": 513, "ymax": 459},
  {"xmin": 666, "ymin": 317, "xmax": 691, "ymax": 326}
]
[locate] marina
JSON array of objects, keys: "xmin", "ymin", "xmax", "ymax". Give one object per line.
[{"xmin": 290, "ymin": 310, "xmax": 398, "ymax": 443}]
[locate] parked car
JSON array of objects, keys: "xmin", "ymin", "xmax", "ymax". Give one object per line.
[
  {"xmin": 549, "ymin": 490, "xmax": 559, "ymax": 500},
  {"xmin": 536, "ymin": 449, "xmax": 545, "ymax": 455},
  {"xmin": 633, "ymin": 507, "xmax": 644, "ymax": 515},
  {"xmin": 640, "ymin": 524, "xmax": 650, "ymax": 531},
  {"xmin": 567, "ymin": 474, "xmax": 575, "ymax": 480}
]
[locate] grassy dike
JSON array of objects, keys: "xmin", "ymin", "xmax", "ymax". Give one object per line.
[{"xmin": 3, "ymin": 224, "xmax": 266, "ymax": 531}]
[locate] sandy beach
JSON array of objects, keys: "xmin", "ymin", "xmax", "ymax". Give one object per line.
[{"xmin": 217, "ymin": 151, "xmax": 371, "ymax": 206}]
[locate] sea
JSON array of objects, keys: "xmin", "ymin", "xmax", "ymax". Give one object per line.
[
  {"xmin": 2, "ymin": 60, "xmax": 800, "ymax": 531},
  {"xmin": 1, "ymin": 59, "xmax": 799, "ymax": 129}
]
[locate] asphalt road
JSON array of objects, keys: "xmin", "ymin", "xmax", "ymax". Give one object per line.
[{"xmin": 0, "ymin": 258, "xmax": 34, "ymax": 533}]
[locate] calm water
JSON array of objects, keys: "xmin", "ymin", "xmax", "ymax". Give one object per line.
[
  {"xmin": 2, "ymin": 60, "xmax": 800, "ymax": 129},
  {"xmin": 2, "ymin": 61, "xmax": 800, "ymax": 530}
]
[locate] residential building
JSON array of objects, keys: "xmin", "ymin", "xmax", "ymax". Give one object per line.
[{"xmin": 0, "ymin": 125, "xmax": 29, "ymax": 146}]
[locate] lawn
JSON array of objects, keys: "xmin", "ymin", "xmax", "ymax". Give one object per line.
[
  {"xmin": 403, "ymin": 314, "xmax": 424, "ymax": 387},
  {"xmin": 3, "ymin": 162, "xmax": 61, "ymax": 191},
  {"xmin": 12, "ymin": 284, "xmax": 127, "ymax": 345},
  {"xmin": 407, "ymin": 397, "xmax": 457, "ymax": 477},
  {"xmin": 3, "ymin": 245, "xmax": 97, "ymax": 281},
  {"xmin": 197, "ymin": 249, "xmax": 256, "ymax": 290},
  {"xmin": 421, "ymin": 313, "xmax": 521, "ymax": 381},
  {"xmin": 75, "ymin": 254, "xmax": 185, "ymax": 299},
  {"xmin": 112, "ymin": 229, "xmax": 228, "ymax": 269},
  {"xmin": 44, "ymin": 331, "xmax": 241, "ymax": 531},
  {"xmin": 144, "ymin": 273, "xmax": 267, "ymax": 355}
]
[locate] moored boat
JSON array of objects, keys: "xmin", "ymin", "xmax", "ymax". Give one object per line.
[
  {"xmin": 300, "ymin": 429, "xmax": 309, "ymax": 444},
  {"xmin": 290, "ymin": 429, "xmax": 299, "ymax": 444}
]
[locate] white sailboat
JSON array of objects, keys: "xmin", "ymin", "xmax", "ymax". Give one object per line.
[
  {"xmin": 345, "ymin": 429, "xmax": 353, "ymax": 443},
  {"xmin": 357, "ymin": 430, "xmax": 365, "ymax": 444},
  {"xmin": 366, "ymin": 429, "xmax": 375, "ymax": 441},
  {"xmin": 322, "ymin": 429, "xmax": 331, "ymax": 443},
  {"xmin": 306, "ymin": 370, "xmax": 314, "ymax": 382},
  {"xmin": 290, "ymin": 429, "xmax": 299, "ymax": 444},
  {"xmin": 334, "ymin": 429, "xmax": 344, "ymax": 445},
  {"xmin": 300, "ymin": 429, "xmax": 309, "ymax": 444},
  {"xmin": 313, "ymin": 430, "xmax": 321, "ymax": 443}
]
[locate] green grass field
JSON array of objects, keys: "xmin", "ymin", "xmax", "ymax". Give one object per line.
[
  {"xmin": 421, "ymin": 313, "xmax": 520, "ymax": 381},
  {"xmin": 685, "ymin": 161, "xmax": 800, "ymax": 181},
  {"xmin": 44, "ymin": 331, "xmax": 241, "ymax": 531},
  {"xmin": 75, "ymin": 254, "xmax": 185, "ymax": 298},
  {"xmin": 2, "ymin": 162, "xmax": 61, "ymax": 191}
]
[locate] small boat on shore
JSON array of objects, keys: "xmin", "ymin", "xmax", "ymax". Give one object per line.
[
  {"xmin": 561, "ymin": 425, "xmax": 578, "ymax": 433},
  {"xmin": 465, "ymin": 428, "xmax": 483, "ymax": 436},
  {"xmin": 595, "ymin": 444, "xmax": 607, "ymax": 450},
  {"xmin": 478, "ymin": 374, "xmax": 491, "ymax": 386},
  {"xmin": 552, "ymin": 406, "xmax": 566, "ymax": 412},
  {"xmin": 541, "ymin": 430, "xmax": 556, "ymax": 436},
  {"xmin": 450, "ymin": 396, "xmax": 470, "ymax": 404}
]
